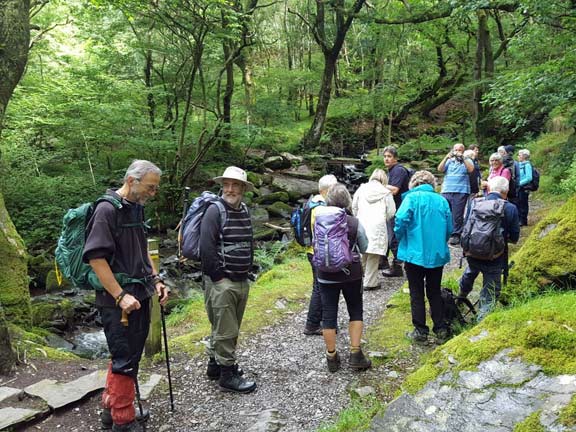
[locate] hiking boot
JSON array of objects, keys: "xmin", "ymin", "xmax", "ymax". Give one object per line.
[
  {"xmin": 326, "ymin": 352, "xmax": 341, "ymax": 373},
  {"xmin": 349, "ymin": 349, "xmax": 372, "ymax": 370},
  {"xmin": 448, "ymin": 234, "xmax": 460, "ymax": 246},
  {"xmin": 303, "ymin": 326, "xmax": 323, "ymax": 336},
  {"xmin": 101, "ymin": 407, "xmax": 150, "ymax": 430},
  {"xmin": 112, "ymin": 421, "xmax": 142, "ymax": 432},
  {"xmin": 378, "ymin": 257, "xmax": 390, "ymax": 270},
  {"xmin": 406, "ymin": 329, "xmax": 428, "ymax": 345},
  {"xmin": 435, "ymin": 328, "xmax": 451, "ymax": 344},
  {"xmin": 219, "ymin": 365, "xmax": 256, "ymax": 394},
  {"xmin": 381, "ymin": 261, "xmax": 404, "ymax": 277},
  {"xmin": 207, "ymin": 358, "xmax": 244, "ymax": 380}
]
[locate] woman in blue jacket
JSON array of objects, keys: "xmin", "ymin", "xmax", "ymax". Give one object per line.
[
  {"xmin": 517, "ymin": 149, "xmax": 534, "ymax": 226},
  {"xmin": 394, "ymin": 170, "xmax": 452, "ymax": 344}
]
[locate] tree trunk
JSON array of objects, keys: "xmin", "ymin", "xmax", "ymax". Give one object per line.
[
  {"xmin": 472, "ymin": 11, "xmax": 490, "ymax": 146},
  {"xmin": 306, "ymin": 53, "xmax": 336, "ymax": 149},
  {"xmin": 0, "ymin": 0, "xmax": 33, "ymax": 371}
]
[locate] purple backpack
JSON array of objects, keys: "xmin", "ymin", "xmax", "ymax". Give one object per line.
[{"xmin": 312, "ymin": 206, "xmax": 353, "ymax": 272}]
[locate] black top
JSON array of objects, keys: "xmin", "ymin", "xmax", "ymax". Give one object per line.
[
  {"xmin": 200, "ymin": 198, "xmax": 253, "ymax": 282},
  {"xmin": 388, "ymin": 163, "xmax": 410, "ymax": 210},
  {"xmin": 83, "ymin": 189, "xmax": 154, "ymax": 307}
]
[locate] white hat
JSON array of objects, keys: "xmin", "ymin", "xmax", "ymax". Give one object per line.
[{"xmin": 212, "ymin": 166, "xmax": 254, "ymax": 192}]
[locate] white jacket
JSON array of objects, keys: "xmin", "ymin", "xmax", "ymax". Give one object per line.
[{"xmin": 352, "ymin": 180, "xmax": 396, "ymax": 255}]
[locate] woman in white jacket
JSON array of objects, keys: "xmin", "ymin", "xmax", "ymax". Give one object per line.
[{"xmin": 352, "ymin": 169, "xmax": 396, "ymax": 290}]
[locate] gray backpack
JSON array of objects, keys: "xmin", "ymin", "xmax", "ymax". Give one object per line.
[{"xmin": 461, "ymin": 198, "xmax": 506, "ymax": 260}]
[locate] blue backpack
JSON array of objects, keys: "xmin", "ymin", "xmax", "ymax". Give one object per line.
[
  {"xmin": 290, "ymin": 197, "xmax": 325, "ymax": 247},
  {"xmin": 180, "ymin": 192, "xmax": 227, "ymax": 261}
]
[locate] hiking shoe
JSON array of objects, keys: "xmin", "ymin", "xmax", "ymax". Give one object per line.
[
  {"xmin": 378, "ymin": 257, "xmax": 390, "ymax": 270},
  {"xmin": 381, "ymin": 263, "xmax": 403, "ymax": 278},
  {"xmin": 326, "ymin": 352, "xmax": 341, "ymax": 373},
  {"xmin": 207, "ymin": 357, "xmax": 244, "ymax": 380},
  {"xmin": 435, "ymin": 328, "xmax": 451, "ymax": 344},
  {"xmin": 406, "ymin": 329, "xmax": 428, "ymax": 344},
  {"xmin": 219, "ymin": 365, "xmax": 256, "ymax": 394},
  {"xmin": 112, "ymin": 421, "xmax": 143, "ymax": 432},
  {"xmin": 303, "ymin": 326, "xmax": 323, "ymax": 336},
  {"xmin": 101, "ymin": 407, "xmax": 150, "ymax": 430},
  {"xmin": 448, "ymin": 234, "xmax": 460, "ymax": 246},
  {"xmin": 349, "ymin": 349, "xmax": 372, "ymax": 370}
]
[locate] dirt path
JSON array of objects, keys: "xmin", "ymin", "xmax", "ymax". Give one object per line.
[{"xmin": 145, "ymin": 274, "xmax": 405, "ymax": 432}]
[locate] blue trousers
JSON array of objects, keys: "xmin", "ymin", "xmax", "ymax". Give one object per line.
[
  {"xmin": 442, "ymin": 192, "xmax": 468, "ymax": 236},
  {"xmin": 517, "ymin": 188, "xmax": 530, "ymax": 225},
  {"xmin": 459, "ymin": 258, "xmax": 503, "ymax": 320}
]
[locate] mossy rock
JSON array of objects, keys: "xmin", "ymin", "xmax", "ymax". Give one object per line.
[
  {"xmin": 28, "ymin": 252, "xmax": 54, "ymax": 290},
  {"xmin": 255, "ymin": 191, "xmax": 290, "ymax": 205},
  {"xmin": 31, "ymin": 298, "xmax": 75, "ymax": 328},
  {"xmin": 266, "ymin": 201, "xmax": 293, "ymax": 219},
  {"xmin": 505, "ymin": 195, "xmax": 576, "ymax": 302},
  {"xmin": 45, "ymin": 270, "xmax": 72, "ymax": 292},
  {"xmin": 247, "ymin": 172, "xmax": 263, "ymax": 188}
]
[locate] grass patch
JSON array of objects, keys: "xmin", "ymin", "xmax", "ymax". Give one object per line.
[
  {"xmin": 316, "ymin": 395, "xmax": 384, "ymax": 432},
  {"xmin": 513, "ymin": 411, "xmax": 545, "ymax": 432},
  {"xmin": 167, "ymin": 255, "xmax": 311, "ymax": 357},
  {"xmin": 559, "ymin": 395, "xmax": 576, "ymax": 427},
  {"xmin": 403, "ymin": 291, "xmax": 576, "ymax": 394}
]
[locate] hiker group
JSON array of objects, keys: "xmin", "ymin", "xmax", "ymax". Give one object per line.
[{"xmin": 56, "ymin": 142, "xmax": 537, "ymax": 429}]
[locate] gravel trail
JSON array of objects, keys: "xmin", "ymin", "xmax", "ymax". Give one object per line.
[{"xmin": 147, "ymin": 273, "xmax": 407, "ymax": 432}]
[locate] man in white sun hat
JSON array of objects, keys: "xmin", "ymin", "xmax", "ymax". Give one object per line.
[{"xmin": 199, "ymin": 166, "xmax": 257, "ymax": 393}]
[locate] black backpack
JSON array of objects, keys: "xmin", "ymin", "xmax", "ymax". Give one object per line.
[
  {"xmin": 461, "ymin": 198, "xmax": 507, "ymax": 260},
  {"xmin": 441, "ymin": 288, "xmax": 476, "ymax": 327},
  {"xmin": 290, "ymin": 197, "xmax": 325, "ymax": 247},
  {"xmin": 503, "ymin": 158, "xmax": 518, "ymax": 199},
  {"xmin": 524, "ymin": 166, "xmax": 540, "ymax": 191}
]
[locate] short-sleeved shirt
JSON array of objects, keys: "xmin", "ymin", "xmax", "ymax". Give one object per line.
[
  {"xmin": 388, "ymin": 164, "xmax": 410, "ymax": 210},
  {"xmin": 441, "ymin": 159, "xmax": 471, "ymax": 194},
  {"xmin": 83, "ymin": 189, "xmax": 154, "ymax": 307}
]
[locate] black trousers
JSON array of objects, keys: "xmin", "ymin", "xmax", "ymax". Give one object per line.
[
  {"xmin": 101, "ymin": 298, "xmax": 151, "ymax": 377},
  {"xmin": 405, "ymin": 262, "xmax": 446, "ymax": 334}
]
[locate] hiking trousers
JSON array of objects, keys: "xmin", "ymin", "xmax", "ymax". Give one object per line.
[
  {"xmin": 361, "ymin": 253, "xmax": 380, "ymax": 288},
  {"xmin": 405, "ymin": 262, "xmax": 445, "ymax": 334},
  {"xmin": 459, "ymin": 258, "xmax": 502, "ymax": 320},
  {"xmin": 442, "ymin": 192, "xmax": 468, "ymax": 236},
  {"xmin": 100, "ymin": 298, "xmax": 150, "ymax": 425},
  {"xmin": 305, "ymin": 253, "xmax": 323, "ymax": 329},
  {"xmin": 204, "ymin": 277, "xmax": 250, "ymax": 367}
]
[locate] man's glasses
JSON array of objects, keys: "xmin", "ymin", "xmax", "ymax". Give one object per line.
[{"xmin": 135, "ymin": 179, "xmax": 160, "ymax": 192}]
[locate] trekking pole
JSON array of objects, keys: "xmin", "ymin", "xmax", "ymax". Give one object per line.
[
  {"xmin": 160, "ymin": 304, "xmax": 175, "ymax": 412},
  {"xmin": 134, "ymin": 376, "xmax": 147, "ymax": 431},
  {"xmin": 177, "ymin": 187, "xmax": 192, "ymax": 259}
]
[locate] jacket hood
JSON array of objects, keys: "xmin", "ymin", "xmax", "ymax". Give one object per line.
[{"xmin": 361, "ymin": 180, "xmax": 391, "ymax": 204}]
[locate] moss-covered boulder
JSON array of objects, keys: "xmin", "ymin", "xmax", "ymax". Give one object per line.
[
  {"xmin": 266, "ymin": 201, "xmax": 293, "ymax": 219},
  {"xmin": 0, "ymin": 192, "xmax": 31, "ymax": 327},
  {"xmin": 45, "ymin": 270, "xmax": 72, "ymax": 292},
  {"xmin": 28, "ymin": 252, "xmax": 54, "ymax": 290},
  {"xmin": 505, "ymin": 195, "xmax": 576, "ymax": 302},
  {"xmin": 247, "ymin": 172, "xmax": 263, "ymax": 188},
  {"xmin": 31, "ymin": 298, "xmax": 76, "ymax": 330},
  {"xmin": 255, "ymin": 191, "xmax": 290, "ymax": 205}
]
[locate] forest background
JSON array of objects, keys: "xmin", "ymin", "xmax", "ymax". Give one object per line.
[{"xmin": 0, "ymin": 0, "xmax": 575, "ymax": 374}]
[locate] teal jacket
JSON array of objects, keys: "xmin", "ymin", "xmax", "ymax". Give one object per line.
[{"xmin": 394, "ymin": 184, "xmax": 452, "ymax": 268}]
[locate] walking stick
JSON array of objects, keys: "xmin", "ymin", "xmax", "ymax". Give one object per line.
[
  {"xmin": 134, "ymin": 376, "xmax": 147, "ymax": 431},
  {"xmin": 177, "ymin": 187, "xmax": 192, "ymax": 259},
  {"xmin": 161, "ymin": 304, "xmax": 175, "ymax": 412}
]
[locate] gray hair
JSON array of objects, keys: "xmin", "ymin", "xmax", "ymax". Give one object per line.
[
  {"xmin": 124, "ymin": 160, "xmax": 162, "ymax": 182},
  {"xmin": 489, "ymin": 153, "xmax": 503, "ymax": 162},
  {"xmin": 488, "ymin": 176, "xmax": 509, "ymax": 194},
  {"xmin": 318, "ymin": 174, "xmax": 338, "ymax": 193},
  {"xmin": 369, "ymin": 168, "xmax": 388, "ymax": 185},
  {"xmin": 497, "ymin": 146, "xmax": 507, "ymax": 155},
  {"xmin": 325, "ymin": 183, "xmax": 352, "ymax": 212},
  {"xmin": 519, "ymin": 149, "xmax": 531, "ymax": 159},
  {"xmin": 409, "ymin": 170, "xmax": 436, "ymax": 190},
  {"xmin": 382, "ymin": 146, "xmax": 398, "ymax": 159}
]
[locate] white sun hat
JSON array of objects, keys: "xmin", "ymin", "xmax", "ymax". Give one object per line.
[{"xmin": 212, "ymin": 166, "xmax": 254, "ymax": 192}]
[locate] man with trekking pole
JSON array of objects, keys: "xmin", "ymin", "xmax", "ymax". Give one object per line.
[{"xmin": 83, "ymin": 160, "xmax": 169, "ymax": 432}]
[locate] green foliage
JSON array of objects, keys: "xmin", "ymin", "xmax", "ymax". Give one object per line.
[
  {"xmin": 253, "ymin": 241, "xmax": 289, "ymax": 273},
  {"xmin": 317, "ymin": 395, "xmax": 383, "ymax": 432},
  {"xmin": 559, "ymin": 395, "xmax": 576, "ymax": 427}
]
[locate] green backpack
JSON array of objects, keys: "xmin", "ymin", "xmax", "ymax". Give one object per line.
[{"xmin": 55, "ymin": 195, "xmax": 147, "ymax": 290}]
